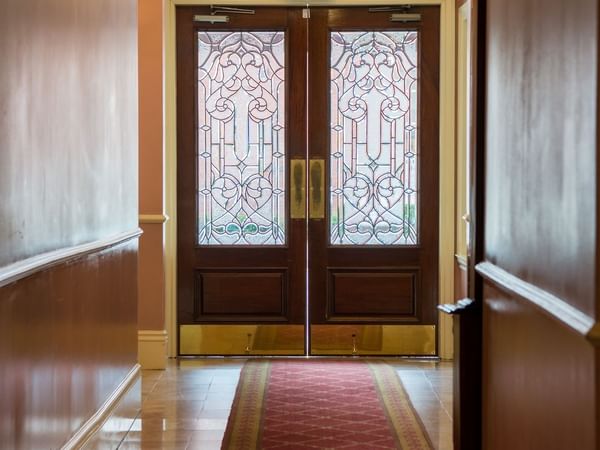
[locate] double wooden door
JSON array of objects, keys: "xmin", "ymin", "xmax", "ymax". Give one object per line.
[{"xmin": 176, "ymin": 6, "xmax": 440, "ymax": 356}]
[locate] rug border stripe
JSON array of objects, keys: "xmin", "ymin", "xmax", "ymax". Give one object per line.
[
  {"xmin": 369, "ymin": 361, "xmax": 434, "ymax": 450},
  {"xmin": 221, "ymin": 360, "xmax": 270, "ymax": 450}
]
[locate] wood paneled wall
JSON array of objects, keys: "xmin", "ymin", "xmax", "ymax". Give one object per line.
[
  {"xmin": 482, "ymin": 284, "xmax": 595, "ymax": 449},
  {"xmin": 0, "ymin": 0, "xmax": 139, "ymax": 447},
  {"xmin": 477, "ymin": 0, "xmax": 599, "ymax": 447},
  {"xmin": 0, "ymin": 243, "xmax": 139, "ymax": 449}
]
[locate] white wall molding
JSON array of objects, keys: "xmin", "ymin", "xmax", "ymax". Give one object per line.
[
  {"xmin": 0, "ymin": 229, "xmax": 143, "ymax": 289},
  {"xmin": 62, "ymin": 364, "xmax": 141, "ymax": 450},
  {"xmin": 138, "ymin": 329, "xmax": 169, "ymax": 369}
]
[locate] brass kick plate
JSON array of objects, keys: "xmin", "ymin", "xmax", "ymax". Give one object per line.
[
  {"xmin": 179, "ymin": 324, "xmax": 435, "ymax": 356},
  {"xmin": 310, "ymin": 325, "xmax": 436, "ymax": 355},
  {"xmin": 180, "ymin": 324, "xmax": 305, "ymax": 355}
]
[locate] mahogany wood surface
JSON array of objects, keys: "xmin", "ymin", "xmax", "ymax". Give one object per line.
[
  {"xmin": 329, "ymin": 270, "xmax": 416, "ymax": 317},
  {"xmin": 197, "ymin": 270, "xmax": 287, "ymax": 319},
  {"xmin": 482, "ymin": 283, "xmax": 595, "ymax": 449},
  {"xmin": 0, "ymin": 243, "xmax": 139, "ymax": 449},
  {"xmin": 479, "ymin": 0, "xmax": 599, "ymax": 447},
  {"xmin": 484, "ymin": 0, "xmax": 596, "ymax": 317}
]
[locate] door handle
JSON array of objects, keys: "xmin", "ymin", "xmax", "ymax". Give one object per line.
[
  {"xmin": 309, "ymin": 159, "xmax": 325, "ymax": 219},
  {"xmin": 290, "ymin": 159, "xmax": 306, "ymax": 219}
]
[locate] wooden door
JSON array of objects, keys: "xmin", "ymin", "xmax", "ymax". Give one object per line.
[
  {"xmin": 307, "ymin": 7, "xmax": 440, "ymax": 355},
  {"xmin": 475, "ymin": 0, "xmax": 598, "ymax": 448},
  {"xmin": 176, "ymin": 6, "xmax": 307, "ymax": 355},
  {"xmin": 176, "ymin": 5, "xmax": 441, "ymax": 356}
]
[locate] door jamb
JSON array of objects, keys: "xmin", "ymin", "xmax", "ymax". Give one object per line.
[{"xmin": 163, "ymin": 0, "xmax": 456, "ymax": 359}]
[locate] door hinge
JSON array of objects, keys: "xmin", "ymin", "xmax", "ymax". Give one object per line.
[{"xmin": 302, "ymin": 8, "xmax": 310, "ymax": 19}]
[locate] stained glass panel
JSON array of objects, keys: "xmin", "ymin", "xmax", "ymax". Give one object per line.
[
  {"xmin": 330, "ymin": 31, "xmax": 419, "ymax": 245},
  {"xmin": 197, "ymin": 31, "xmax": 285, "ymax": 245}
]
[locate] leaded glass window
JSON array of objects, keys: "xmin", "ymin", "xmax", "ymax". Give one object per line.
[
  {"xmin": 197, "ymin": 31, "xmax": 286, "ymax": 245},
  {"xmin": 330, "ymin": 31, "xmax": 419, "ymax": 245}
]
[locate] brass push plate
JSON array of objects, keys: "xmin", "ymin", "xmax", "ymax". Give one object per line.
[
  {"xmin": 309, "ymin": 159, "xmax": 325, "ymax": 219},
  {"xmin": 290, "ymin": 159, "xmax": 306, "ymax": 219}
]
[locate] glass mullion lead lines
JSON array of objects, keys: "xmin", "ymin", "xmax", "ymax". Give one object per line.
[
  {"xmin": 330, "ymin": 31, "xmax": 419, "ymax": 246},
  {"xmin": 197, "ymin": 31, "xmax": 286, "ymax": 245}
]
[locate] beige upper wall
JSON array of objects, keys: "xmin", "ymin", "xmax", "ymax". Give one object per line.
[
  {"xmin": 139, "ymin": 0, "xmax": 165, "ymax": 215},
  {"xmin": 138, "ymin": 0, "xmax": 167, "ymax": 331}
]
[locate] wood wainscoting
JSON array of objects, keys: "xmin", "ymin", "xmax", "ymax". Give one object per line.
[
  {"xmin": 479, "ymin": 277, "xmax": 595, "ymax": 449},
  {"xmin": 0, "ymin": 235, "xmax": 141, "ymax": 449}
]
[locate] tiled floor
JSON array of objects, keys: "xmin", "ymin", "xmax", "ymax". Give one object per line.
[
  {"xmin": 394, "ymin": 361, "xmax": 453, "ymax": 450},
  {"xmin": 106, "ymin": 358, "xmax": 452, "ymax": 449}
]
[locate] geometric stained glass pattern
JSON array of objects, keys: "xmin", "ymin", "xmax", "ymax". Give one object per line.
[
  {"xmin": 197, "ymin": 31, "xmax": 285, "ymax": 245},
  {"xmin": 330, "ymin": 31, "xmax": 419, "ymax": 245}
]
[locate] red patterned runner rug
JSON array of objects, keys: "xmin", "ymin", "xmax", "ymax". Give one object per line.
[{"xmin": 221, "ymin": 359, "xmax": 433, "ymax": 449}]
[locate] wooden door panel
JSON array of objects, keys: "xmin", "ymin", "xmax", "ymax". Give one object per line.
[
  {"xmin": 195, "ymin": 269, "xmax": 288, "ymax": 320},
  {"xmin": 176, "ymin": 6, "xmax": 307, "ymax": 331},
  {"xmin": 328, "ymin": 269, "xmax": 417, "ymax": 319},
  {"xmin": 308, "ymin": 6, "xmax": 440, "ymax": 329}
]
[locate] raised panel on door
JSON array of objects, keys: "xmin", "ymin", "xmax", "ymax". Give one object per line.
[{"xmin": 307, "ymin": 7, "xmax": 440, "ymax": 355}]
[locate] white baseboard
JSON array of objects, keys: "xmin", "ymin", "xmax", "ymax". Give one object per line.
[
  {"xmin": 138, "ymin": 329, "xmax": 168, "ymax": 369},
  {"xmin": 62, "ymin": 364, "xmax": 141, "ymax": 450}
]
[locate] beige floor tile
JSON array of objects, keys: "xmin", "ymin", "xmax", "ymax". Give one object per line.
[
  {"xmin": 119, "ymin": 358, "xmax": 454, "ymax": 450},
  {"xmin": 188, "ymin": 429, "xmax": 225, "ymax": 442}
]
